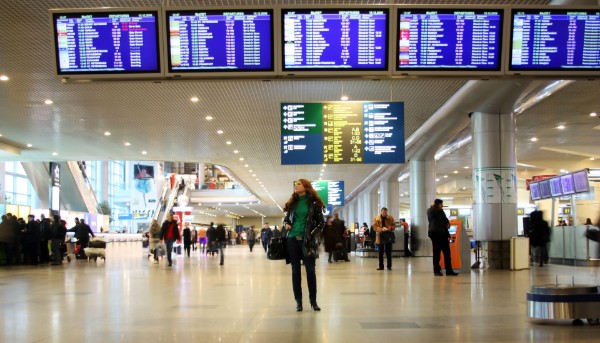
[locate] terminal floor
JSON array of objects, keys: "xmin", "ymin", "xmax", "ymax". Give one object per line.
[{"xmin": 1, "ymin": 243, "xmax": 599, "ymax": 342}]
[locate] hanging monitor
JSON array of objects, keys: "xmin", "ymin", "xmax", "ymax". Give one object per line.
[
  {"xmin": 165, "ymin": 8, "xmax": 274, "ymax": 77},
  {"xmin": 310, "ymin": 180, "xmax": 345, "ymax": 206},
  {"xmin": 395, "ymin": 7, "xmax": 504, "ymax": 76},
  {"xmin": 281, "ymin": 8, "xmax": 390, "ymax": 75},
  {"xmin": 281, "ymin": 101, "xmax": 404, "ymax": 165},
  {"xmin": 50, "ymin": 8, "xmax": 163, "ymax": 79},
  {"xmin": 508, "ymin": 8, "xmax": 600, "ymax": 76},
  {"xmin": 572, "ymin": 169, "xmax": 591, "ymax": 193},
  {"xmin": 538, "ymin": 179, "xmax": 551, "ymax": 199},
  {"xmin": 529, "ymin": 182, "xmax": 541, "ymax": 201},
  {"xmin": 549, "ymin": 176, "xmax": 563, "ymax": 197},
  {"xmin": 560, "ymin": 173, "xmax": 575, "ymax": 195}
]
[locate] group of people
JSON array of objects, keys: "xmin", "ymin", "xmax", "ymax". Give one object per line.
[{"xmin": 0, "ymin": 213, "xmax": 96, "ymax": 266}]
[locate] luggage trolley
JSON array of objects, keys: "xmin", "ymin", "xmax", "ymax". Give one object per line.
[{"xmin": 85, "ymin": 237, "xmax": 107, "ymax": 262}]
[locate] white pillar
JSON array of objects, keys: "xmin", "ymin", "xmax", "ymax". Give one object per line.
[{"xmin": 409, "ymin": 159, "xmax": 436, "ymax": 257}]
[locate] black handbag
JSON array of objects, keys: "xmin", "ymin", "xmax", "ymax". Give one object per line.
[
  {"xmin": 585, "ymin": 228, "xmax": 600, "ymax": 242},
  {"xmin": 267, "ymin": 237, "xmax": 286, "ymax": 260},
  {"xmin": 380, "ymin": 231, "xmax": 395, "ymax": 244}
]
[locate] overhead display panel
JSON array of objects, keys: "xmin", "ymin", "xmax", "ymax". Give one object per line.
[
  {"xmin": 282, "ymin": 8, "xmax": 389, "ymax": 74},
  {"xmin": 281, "ymin": 102, "xmax": 404, "ymax": 165},
  {"xmin": 529, "ymin": 182, "xmax": 541, "ymax": 201},
  {"xmin": 51, "ymin": 9, "xmax": 162, "ymax": 78},
  {"xmin": 572, "ymin": 169, "xmax": 590, "ymax": 193},
  {"xmin": 560, "ymin": 174, "xmax": 575, "ymax": 195},
  {"xmin": 395, "ymin": 8, "xmax": 504, "ymax": 75},
  {"xmin": 311, "ymin": 180, "xmax": 345, "ymax": 207},
  {"xmin": 165, "ymin": 9, "xmax": 274, "ymax": 75},
  {"xmin": 539, "ymin": 179, "xmax": 551, "ymax": 199},
  {"xmin": 549, "ymin": 177, "xmax": 563, "ymax": 197},
  {"xmin": 509, "ymin": 8, "xmax": 600, "ymax": 75}
]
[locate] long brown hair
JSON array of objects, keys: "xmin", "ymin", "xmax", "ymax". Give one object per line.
[{"xmin": 283, "ymin": 178, "xmax": 325, "ymax": 212}]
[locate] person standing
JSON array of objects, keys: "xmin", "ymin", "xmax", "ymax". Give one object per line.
[
  {"xmin": 399, "ymin": 218, "xmax": 412, "ymax": 257},
  {"xmin": 191, "ymin": 228, "xmax": 198, "ymax": 251},
  {"xmin": 260, "ymin": 224, "xmax": 273, "ymax": 253},
  {"xmin": 148, "ymin": 219, "xmax": 161, "ymax": 262},
  {"xmin": 322, "ymin": 216, "xmax": 338, "ymax": 263},
  {"xmin": 39, "ymin": 214, "xmax": 52, "ymax": 264},
  {"xmin": 23, "ymin": 214, "xmax": 40, "ymax": 265},
  {"xmin": 283, "ymin": 179, "xmax": 326, "ymax": 312},
  {"xmin": 332, "ymin": 213, "xmax": 350, "ymax": 262},
  {"xmin": 50, "ymin": 215, "xmax": 67, "ymax": 265},
  {"xmin": 215, "ymin": 224, "xmax": 226, "ymax": 266},
  {"xmin": 528, "ymin": 210, "xmax": 550, "ymax": 267},
  {"xmin": 247, "ymin": 225, "xmax": 257, "ymax": 252},
  {"xmin": 427, "ymin": 199, "xmax": 457, "ymax": 276},
  {"xmin": 272, "ymin": 225, "xmax": 281, "ymax": 238},
  {"xmin": 75, "ymin": 219, "xmax": 95, "ymax": 257},
  {"xmin": 206, "ymin": 223, "xmax": 217, "ymax": 256},
  {"xmin": 160, "ymin": 213, "xmax": 180, "ymax": 267},
  {"xmin": 372, "ymin": 207, "xmax": 396, "ymax": 271},
  {"xmin": 198, "ymin": 226, "xmax": 207, "ymax": 253},
  {"xmin": 183, "ymin": 225, "xmax": 192, "ymax": 258}
]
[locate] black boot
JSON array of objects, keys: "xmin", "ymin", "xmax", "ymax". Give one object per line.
[
  {"xmin": 296, "ymin": 300, "xmax": 303, "ymax": 312},
  {"xmin": 310, "ymin": 299, "xmax": 321, "ymax": 311}
]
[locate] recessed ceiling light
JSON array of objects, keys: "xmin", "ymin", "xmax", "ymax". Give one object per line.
[
  {"xmin": 463, "ymin": 166, "xmax": 469, "ymax": 169},
  {"xmin": 249, "ymin": 170, "xmax": 253, "ymax": 172},
  {"xmin": 0, "ymin": 75, "xmax": 9, "ymax": 81},
  {"xmin": 233, "ymin": 150, "xmax": 239, "ymax": 154},
  {"xmin": 226, "ymin": 141, "xmax": 232, "ymax": 145},
  {"xmin": 124, "ymin": 142, "xmax": 131, "ymax": 146},
  {"xmin": 591, "ymin": 157, "xmax": 596, "ymax": 161},
  {"xmin": 191, "ymin": 97, "xmax": 199, "ymax": 102},
  {"xmin": 591, "ymin": 112, "xmax": 597, "ymax": 117},
  {"xmin": 217, "ymin": 130, "xmax": 223, "ymax": 134},
  {"xmin": 252, "ymin": 174, "xmax": 256, "ymax": 177},
  {"xmin": 462, "ymin": 187, "xmax": 466, "ymax": 190},
  {"xmin": 205, "ymin": 116, "xmax": 213, "ymax": 120},
  {"xmin": 556, "ymin": 125, "xmax": 565, "ymax": 129},
  {"xmin": 530, "ymin": 137, "xmax": 538, "ymax": 142},
  {"xmin": 142, "ymin": 151, "xmax": 147, "ymax": 155},
  {"xmin": 44, "ymin": 99, "xmax": 53, "ymax": 105},
  {"xmin": 340, "ymin": 95, "xmax": 349, "ymax": 101},
  {"xmin": 436, "ymin": 178, "xmax": 440, "ymax": 182},
  {"xmin": 104, "ymin": 131, "xmax": 111, "ymax": 136},
  {"xmin": 52, "ymin": 152, "xmax": 58, "ymax": 156},
  {"xmin": 322, "ymin": 164, "xmax": 326, "ymax": 167},
  {"xmin": 26, "ymin": 143, "xmax": 32, "ymax": 147},
  {"xmin": 244, "ymin": 164, "xmax": 249, "ymax": 168},
  {"xmin": 0, "ymin": 134, "xmax": 2, "ymax": 137},
  {"xmin": 443, "ymin": 175, "xmax": 448, "ymax": 178},
  {"xmin": 560, "ymin": 169, "xmax": 568, "ymax": 173},
  {"xmin": 453, "ymin": 170, "xmax": 458, "ymax": 174},
  {"xmin": 239, "ymin": 157, "xmax": 244, "ymax": 161}
]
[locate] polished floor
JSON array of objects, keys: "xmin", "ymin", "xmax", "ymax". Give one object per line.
[{"xmin": 1, "ymin": 242, "xmax": 600, "ymax": 343}]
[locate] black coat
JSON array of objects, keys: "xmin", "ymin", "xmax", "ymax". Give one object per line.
[
  {"xmin": 160, "ymin": 220, "xmax": 180, "ymax": 241},
  {"xmin": 283, "ymin": 196, "xmax": 325, "ymax": 263},
  {"xmin": 427, "ymin": 206, "xmax": 450, "ymax": 238}
]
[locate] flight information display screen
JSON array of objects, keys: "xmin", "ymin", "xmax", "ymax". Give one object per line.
[
  {"xmin": 281, "ymin": 101, "xmax": 404, "ymax": 165},
  {"xmin": 52, "ymin": 11, "xmax": 161, "ymax": 74},
  {"xmin": 397, "ymin": 9, "xmax": 503, "ymax": 71},
  {"xmin": 539, "ymin": 179, "xmax": 551, "ymax": 199},
  {"xmin": 282, "ymin": 9, "xmax": 389, "ymax": 71},
  {"xmin": 510, "ymin": 9, "xmax": 600, "ymax": 71},
  {"xmin": 166, "ymin": 9, "xmax": 273, "ymax": 72},
  {"xmin": 530, "ymin": 182, "xmax": 541, "ymax": 200},
  {"xmin": 572, "ymin": 169, "xmax": 590, "ymax": 193}
]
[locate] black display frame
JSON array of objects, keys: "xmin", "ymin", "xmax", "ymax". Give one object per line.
[
  {"xmin": 50, "ymin": 7, "xmax": 164, "ymax": 79},
  {"xmin": 393, "ymin": 6, "xmax": 506, "ymax": 76},
  {"xmin": 507, "ymin": 7, "xmax": 600, "ymax": 76},
  {"xmin": 280, "ymin": 6, "xmax": 391, "ymax": 76},
  {"xmin": 164, "ymin": 7, "xmax": 276, "ymax": 77}
]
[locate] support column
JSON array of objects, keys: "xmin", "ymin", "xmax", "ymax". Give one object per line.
[
  {"xmin": 409, "ymin": 159, "xmax": 436, "ymax": 257},
  {"xmin": 0, "ymin": 163, "xmax": 5, "ymax": 204},
  {"xmin": 471, "ymin": 112, "xmax": 518, "ymax": 269},
  {"xmin": 360, "ymin": 191, "xmax": 372, "ymax": 225}
]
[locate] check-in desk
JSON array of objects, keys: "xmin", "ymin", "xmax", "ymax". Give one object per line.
[{"xmin": 548, "ymin": 225, "xmax": 600, "ymax": 266}]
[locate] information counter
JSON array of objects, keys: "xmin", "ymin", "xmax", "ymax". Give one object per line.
[{"xmin": 548, "ymin": 225, "xmax": 600, "ymax": 266}]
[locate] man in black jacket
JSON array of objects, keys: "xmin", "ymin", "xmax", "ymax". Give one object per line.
[{"xmin": 427, "ymin": 199, "xmax": 457, "ymax": 276}]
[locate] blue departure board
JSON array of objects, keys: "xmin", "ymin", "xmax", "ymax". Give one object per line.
[
  {"xmin": 166, "ymin": 9, "xmax": 273, "ymax": 72},
  {"xmin": 52, "ymin": 11, "xmax": 160, "ymax": 75},
  {"xmin": 281, "ymin": 102, "xmax": 404, "ymax": 165},
  {"xmin": 282, "ymin": 9, "xmax": 389, "ymax": 71},
  {"xmin": 397, "ymin": 9, "xmax": 503, "ymax": 71},
  {"xmin": 510, "ymin": 9, "xmax": 600, "ymax": 71}
]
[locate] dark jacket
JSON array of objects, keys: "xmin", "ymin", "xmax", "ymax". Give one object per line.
[
  {"xmin": 283, "ymin": 196, "xmax": 325, "ymax": 263},
  {"xmin": 427, "ymin": 206, "xmax": 450, "ymax": 238},
  {"xmin": 51, "ymin": 221, "xmax": 67, "ymax": 240},
  {"xmin": 215, "ymin": 226, "xmax": 226, "ymax": 242},
  {"xmin": 206, "ymin": 227, "xmax": 217, "ymax": 242},
  {"xmin": 260, "ymin": 227, "xmax": 273, "ymax": 243},
  {"xmin": 183, "ymin": 227, "xmax": 191, "ymax": 245},
  {"xmin": 528, "ymin": 211, "xmax": 550, "ymax": 247},
  {"xmin": 39, "ymin": 218, "xmax": 52, "ymax": 240},
  {"xmin": 323, "ymin": 222, "xmax": 343, "ymax": 253},
  {"xmin": 74, "ymin": 223, "xmax": 94, "ymax": 240},
  {"xmin": 160, "ymin": 220, "xmax": 180, "ymax": 241}
]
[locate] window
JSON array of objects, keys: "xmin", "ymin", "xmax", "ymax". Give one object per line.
[{"xmin": 3, "ymin": 162, "xmax": 38, "ymax": 207}]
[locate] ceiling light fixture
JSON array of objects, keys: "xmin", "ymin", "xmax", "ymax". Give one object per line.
[
  {"xmin": 52, "ymin": 152, "xmax": 58, "ymax": 156},
  {"xmin": 142, "ymin": 151, "xmax": 147, "ymax": 155},
  {"xmin": 340, "ymin": 95, "xmax": 349, "ymax": 101},
  {"xmin": 464, "ymin": 166, "xmax": 469, "ymax": 169},
  {"xmin": 124, "ymin": 142, "xmax": 131, "ymax": 146},
  {"xmin": 436, "ymin": 178, "xmax": 440, "ymax": 182},
  {"xmin": 591, "ymin": 157, "xmax": 596, "ymax": 161},
  {"xmin": 453, "ymin": 170, "xmax": 458, "ymax": 174},
  {"xmin": 591, "ymin": 112, "xmax": 597, "ymax": 117},
  {"xmin": 104, "ymin": 131, "xmax": 111, "ymax": 136},
  {"xmin": 443, "ymin": 175, "xmax": 448, "ymax": 178},
  {"xmin": 217, "ymin": 130, "xmax": 223, "ymax": 134},
  {"xmin": 26, "ymin": 143, "xmax": 32, "ymax": 147},
  {"xmin": 244, "ymin": 164, "xmax": 249, "ymax": 168},
  {"xmin": 530, "ymin": 137, "xmax": 538, "ymax": 142},
  {"xmin": 226, "ymin": 141, "xmax": 232, "ymax": 145},
  {"xmin": 191, "ymin": 97, "xmax": 199, "ymax": 102},
  {"xmin": 233, "ymin": 150, "xmax": 239, "ymax": 154},
  {"xmin": 44, "ymin": 99, "xmax": 53, "ymax": 105},
  {"xmin": 205, "ymin": 116, "xmax": 213, "ymax": 120},
  {"xmin": 556, "ymin": 125, "xmax": 565, "ymax": 129},
  {"xmin": 239, "ymin": 157, "xmax": 244, "ymax": 161},
  {"xmin": 0, "ymin": 75, "xmax": 9, "ymax": 81}
]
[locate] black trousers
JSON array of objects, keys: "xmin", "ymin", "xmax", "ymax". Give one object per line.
[
  {"xmin": 430, "ymin": 235, "xmax": 453, "ymax": 273},
  {"xmin": 378, "ymin": 243, "xmax": 393, "ymax": 268},
  {"xmin": 40, "ymin": 240, "xmax": 50, "ymax": 263},
  {"xmin": 184, "ymin": 243, "xmax": 191, "ymax": 257},
  {"xmin": 287, "ymin": 238, "xmax": 316, "ymax": 301}
]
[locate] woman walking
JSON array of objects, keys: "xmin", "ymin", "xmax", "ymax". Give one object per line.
[{"xmin": 283, "ymin": 179, "xmax": 325, "ymax": 312}]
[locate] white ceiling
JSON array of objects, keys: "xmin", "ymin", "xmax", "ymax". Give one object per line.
[{"xmin": 1, "ymin": 0, "xmax": 599, "ymax": 219}]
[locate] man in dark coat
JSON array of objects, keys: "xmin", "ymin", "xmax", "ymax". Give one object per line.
[
  {"xmin": 427, "ymin": 199, "xmax": 457, "ymax": 276},
  {"xmin": 332, "ymin": 213, "xmax": 349, "ymax": 262},
  {"xmin": 260, "ymin": 224, "xmax": 273, "ymax": 253}
]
